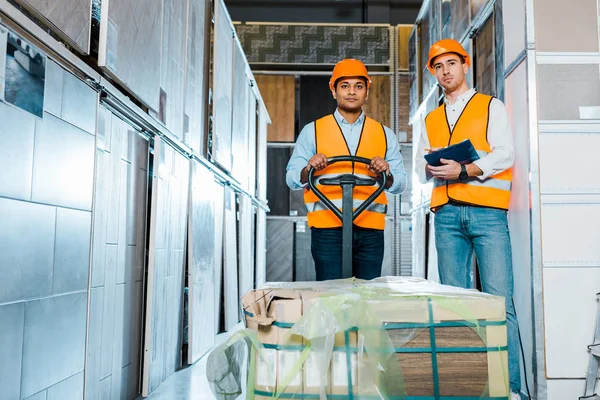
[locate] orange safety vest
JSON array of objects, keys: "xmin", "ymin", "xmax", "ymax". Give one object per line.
[
  {"xmin": 425, "ymin": 93, "xmax": 512, "ymax": 210},
  {"xmin": 305, "ymin": 114, "xmax": 388, "ymax": 230}
]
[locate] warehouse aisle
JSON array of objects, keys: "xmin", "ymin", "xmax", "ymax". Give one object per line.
[{"xmin": 138, "ymin": 356, "xmax": 213, "ymax": 400}]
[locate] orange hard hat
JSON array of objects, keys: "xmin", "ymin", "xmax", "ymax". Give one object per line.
[
  {"xmin": 427, "ymin": 38, "xmax": 470, "ymax": 75},
  {"xmin": 329, "ymin": 59, "xmax": 371, "ymax": 90}
]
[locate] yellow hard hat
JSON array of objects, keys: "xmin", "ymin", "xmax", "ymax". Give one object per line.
[
  {"xmin": 329, "ymin": 59, "xmax": 371, "ymax": 90},
  {"xmin": 427, "ymin": 39, "xmax": 470, "ymax": 75}
]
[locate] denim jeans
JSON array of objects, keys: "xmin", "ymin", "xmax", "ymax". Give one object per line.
[
  {"xmin": 434, "ymin": 203, "xmax": 521, "ymax": 393},
  {"xmin": 311, "ymin": 226, "xmax": 384, "ymax": 281}
]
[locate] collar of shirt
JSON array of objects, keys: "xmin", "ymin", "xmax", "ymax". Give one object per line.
[
  {"xmin": 444, "ymin": 88, "xmax": 476, "ymax": 106},
  {"xmin": 334, "ymin": 108, "xmax": 365, "ymax": 126}
]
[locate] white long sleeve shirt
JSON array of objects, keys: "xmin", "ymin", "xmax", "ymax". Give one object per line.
[{"xmin": 415, "ymin": 88, "xmax": 514, "ymax": 184}]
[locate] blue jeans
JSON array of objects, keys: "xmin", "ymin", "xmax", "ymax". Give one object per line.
[
  {"xmin": 434, "ymin": 204, "xmax": 521, "ymax": 393},
  {"xmin": 311, "ymin": 227, "xmax": 384, "ymax": 281}
]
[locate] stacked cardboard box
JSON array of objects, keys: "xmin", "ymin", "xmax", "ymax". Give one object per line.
[{"xmin": 242, "ymin": 277, "xmax": 509, "ymax": 399}]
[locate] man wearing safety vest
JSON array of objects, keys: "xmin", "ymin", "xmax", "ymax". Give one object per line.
[
  {"xmin": 415, "ymin": 39, "xmax": 521, "ymax": 399},
  {"xmin": 286, "ymin": 58, "xmax": 407, "ymax": 281}
]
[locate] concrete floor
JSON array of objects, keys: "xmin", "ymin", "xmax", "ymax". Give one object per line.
[
  {"xmin": 140, "ymin": 325, "xmax": 246, "ymax": 400},
  {"xmin": 138, "ymin": 356, "xmax": 214, "ymax": 400}
]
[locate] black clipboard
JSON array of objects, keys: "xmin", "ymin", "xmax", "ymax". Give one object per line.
[{"xmin": 424, "ymin": 139, "xmax": 480, "ymax": 167}]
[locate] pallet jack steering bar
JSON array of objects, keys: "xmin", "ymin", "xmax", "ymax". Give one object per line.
[{"xmin": 307, "ymin": 156, "xmax": 386, "ymax": 279}]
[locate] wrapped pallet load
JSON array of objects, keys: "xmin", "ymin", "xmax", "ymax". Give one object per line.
[{"xmin": 207, "ymin": 277, "xmax": 510, "ymax": 400}]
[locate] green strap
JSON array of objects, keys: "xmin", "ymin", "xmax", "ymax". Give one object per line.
[
  {"xmin": 383, "ymin": 320, "xmax": 506, "ymax": 329},
  {"xmin": 263, "ymin": 319, "xmax": 506, "ymax": 330},
  {"xmin": 254, "ymin": 390, "xmax": 510, "ymax": 400},
  {"xmin": 247, "ymin": 341, "xmax": 257, "ymax": 400},
  {"xmin": 428, "ymin": 299, "xmax": 440, "ymax": 400},
  {"xmin": 264, "ymin": 342, "xmax": 508, "ymax": 354},
  {"xmin": 344, "ymin": 315, "xmax": 354, "ymax": 399}
]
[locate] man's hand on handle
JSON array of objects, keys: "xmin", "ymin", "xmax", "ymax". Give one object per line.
[
  {"xmin": 369, "ymin": 156, "xmax": 393, "ymax": 189},
  {"xmin": 300, "ymin": 153, "xmax": 328, "ymax": 184}
]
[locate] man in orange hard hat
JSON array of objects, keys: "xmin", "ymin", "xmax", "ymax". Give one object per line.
[
  {"xmin": 286, "ymin": 58, "xmax": 407, "ymax": 281},
  {"xmin": 415, "ymin": 38, "xmax": 521, "ymax": 399}
]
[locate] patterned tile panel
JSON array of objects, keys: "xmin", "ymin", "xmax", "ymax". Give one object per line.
[{"xmin": 236, "ymin": 24, "xmax": 390, "ymax": 65}]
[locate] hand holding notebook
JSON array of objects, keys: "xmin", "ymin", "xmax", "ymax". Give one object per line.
[{"xmin": 424, "ymin": 139, "xmax": 480, "ymax": 167}]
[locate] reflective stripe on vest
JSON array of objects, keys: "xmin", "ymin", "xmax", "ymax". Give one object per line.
[
  {"xmin": 425, "ymin": 93, "xmax": 513, "ymax": 210},
  {"xmin": 305, "ymin": 199, "xmax": 388, "ymax": 214},
  {"xmin": 305, "ymin": 114, "xmax": 388, "ymax": 230}
]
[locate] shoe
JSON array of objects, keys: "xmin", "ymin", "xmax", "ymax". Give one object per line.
[{"xmin": 510, "ymin": 392, "xmax": 521, "ymax": 400}]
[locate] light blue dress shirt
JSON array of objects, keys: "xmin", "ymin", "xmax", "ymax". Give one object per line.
[{"xmin": 285, "ymin": 109, "xmax": 407, "ymax": 195}]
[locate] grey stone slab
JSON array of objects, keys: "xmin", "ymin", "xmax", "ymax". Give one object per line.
[
  {"xmin": 110, "ymin": 284, "xmax": 125, "ymax": 399},
  {"xmin": 133, "ymin": 129, "xmax": 149, "ymax": 169},
  {"xmin": 266, "ymin": 219, "xmax": 294, "ymax": 282},
  {"xmin": 61, "ymin": 71, "xmax": 97, "ymax": 134},
  {"xmin": 98, "ymin": 375, "xmax": 112, "ymax": 399},
  {"xmin": 53, "ymin": 207, "xmax": 92, "ymax": 294},
  {"xmin": 183, "ymin": 0, "xmax": 208, "ymax": 154},
  {"xmin": 115, "ymin": 162, "xmax": 129, "ymax": 285},
  {"xmin": 31, "ymin": 112, "xmax": 95, "ymax": 210},
  {"xmin": 231, "ymin": 45, "xmax": 249, "ymax": 189},
  {"xmin": 121, "ymin": 364, "xmax": 130, "ymax": 400},
  {"xmin": 43, "ymin": 59, "xmax": 63, "ymax": 117},
  {"xmin": 154, "ymin": 176, "xmax": 168, "ymax": 250},
  {"xmin": 223, "ymin": 189, "xmax": 239, "ymax": 331},
  {"xmin": 96, "ymin": 106, "xmax": 109, "ymax": 151},
  {"xmin": 133, "ymin": 168, "xmax": 148, "ymax": 283},
  {"xmin": 189, "ymin": 165, "xmax": 217, "ymax": 362},
  {"xmin": 104, "ymin": 107, "xmax": 114, "ymax": 153},
  {"xmin": 100, "ymin": 244, "xmax": 118, "ymax": 380},
  {"xmin": 212, "ymin": 0, "xmax": 233, "ymax": 171},
  {"xmin": 121, "ymin": 277, "xmax": 135, "ymax": 367},
  {"xmin": 47, "ymin": 371, "xmax": 84, "ymax": 400},
  {"xmin": 0, "ymin": 101, "xmax": 36, "ymax": 200},
  {"xmin": 91, "ymin": 151, "xmax": 109, "ymax": 288},
  {"xmin": 21, "ymin": 292, "xmax": 87, "ymax": 398},
  {"xmin": 126, "ymin": 165, "xmax": 138, "ymax": 247},
  {"xmin": 99, "ymin": 0, "xmax": 161, "ymax": 110},
  {"xmin": 17, "ymin": 0, "xmax": 92, "ymax": 53},
  {"xmin": 294, "ymin": 222, "xmax": 315, "ymax": 282},
  {"xmin": 106, "ymin": 148, "xmax": 124, "ymax": 245},
  {"xmin": 85, "ymin": 287, "xmax": 104, "ymax": 400},
  {"xmin": 127, "ymin": 282, "xmax": 142, "ymax": 398},
  {"xmin": 160, "ymin": 0, "xmax": 186, "ymax": 139},
  {"xmin": 0, "ymin": 302, "xmax": 25, "ymax": 400},
  {"xmin": 124, "ymin": 245, "xmax": 136, "ymax": 287},
  {"xmin": 0, "ymin": 198, "xmax": 55, "ymax": 303},
  {"xmin": 381, "ymin": 222, "xmax": 394, "ymax": 277},
  {"xmin": 24, "ymin": 391, "xmax": 47, "ymax": 400},
  {"xmin": 118, "ymin": 118, "xmax": 129, "ymax": 163}
]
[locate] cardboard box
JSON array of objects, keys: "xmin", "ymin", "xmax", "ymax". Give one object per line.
[{"xmin": 242, "ymin": 277, "xmax": 509, "ymax": 399}]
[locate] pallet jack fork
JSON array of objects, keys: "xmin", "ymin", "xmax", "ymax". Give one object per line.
[
  {"xmin": 307, "ymin": 155, "xmax": 386, "ymax": 279},
  {"xmin": 580, "ymin": 292, "xmax": 600, "ymax": 400}
]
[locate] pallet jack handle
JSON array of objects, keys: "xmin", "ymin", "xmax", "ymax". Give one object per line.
[{"xmin": 307, "ymin": 156, "xmax": 386, "ymax": 279}]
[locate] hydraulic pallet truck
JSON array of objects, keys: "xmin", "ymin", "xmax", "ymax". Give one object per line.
[{"xmin": 307, "ymin": 155, "xmax": 386, "ymax": 279}]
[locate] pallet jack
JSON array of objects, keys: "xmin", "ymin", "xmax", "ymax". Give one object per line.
[{"xmin": 307, "ymin": 155, "xmax": 386, "ymax": 279}]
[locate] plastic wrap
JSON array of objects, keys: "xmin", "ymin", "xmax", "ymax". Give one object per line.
[{"xmin": 208, "ymin": 277, "xmax": 510, "ymax": 400}]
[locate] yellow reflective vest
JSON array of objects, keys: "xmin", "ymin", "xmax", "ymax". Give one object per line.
[
  {"xmin": 425, "ymin": 93, "xmax": 512, "ymax": 210},
  {"xmin": 304, "ymin": 114, "xmax": 388, "ymax": 230}
]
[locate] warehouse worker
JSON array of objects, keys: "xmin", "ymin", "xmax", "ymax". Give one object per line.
[
  {"xmin": 415, "ymin": 39, "xmax": 521, "ymax": 399},
  {"xmin": 286, "ymin": 58, "xmax": 407, "ymax": 281}
]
